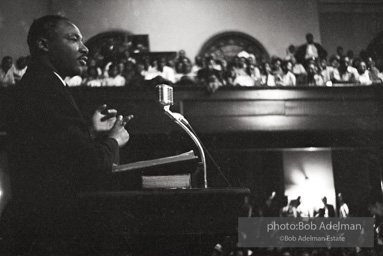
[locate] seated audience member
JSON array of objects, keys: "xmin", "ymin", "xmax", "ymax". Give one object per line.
[
  {"xmin": 285, "ymin": 44, "xmax": 296, "ymax": 61},
  {"xmin": 142, "ymin": 55, "xmax": 151, "ymax": 72},
  {"xmin": 335, "ymin": 46, "xmax": 344, "ymax": 60},
  {"xmin": 271, "ymin": 57, "xmax": 283, "ymax": 77},
  {"xmin": 260, "ymin": 62, "xmax": 276, "ymax": 86},
  {"xmin": 329, "ymin": 55, "xmax": 340, "ymax": 70},
  {"xmin": 290, "ymin": 56, "xmax": 306, "ymax": 82},
  {"xmin": 366, "ymin": 56, "xmax": 382, "ymax": 83},
  {"xmin": 206, "ymin": 73, "xmax": 223, "ymax": 94},
  {"xmin": 83, "ymin": 66, "xmax": 103, "ymax": 87},
  {"xmin": 233, "ymin": 57, "xmax": 248, "ymax": 77},
  {"xmin": 318, "ymin": 58, "xmax": 333, "ymax": 86},
  {"xmin": 102, "ymin": 63, "xmax": 126, "ymax": 86},
  {"xmin": 144, "ymin": 58, "xmax": 159, "ymax": 80},
  {"xmin": 332, "ymin": 56, "xmax": 359, "ymax": 83},
  {"xmin": 119, "ymin": 49, "xmax": 136, "ymax": 65},
  {"xmin": 295, "ymin": 33, "xmax": 328, "ymax": 65},
  {"xmin": 232, "ymin": 58, "xmax": 259, "ymax": 87},
  {"xmin": 190, "ymin": 56, "xmax": 204, "ymax": 79},
  {"xmin": 357, "ymin": 61, "xmax": 373, "ymax": 86},
  {"xmin": 300, "ymin": 62, "xmax": 324, "ymax": 86},
  {"xmin": 87, "ymin": 57, "xmax": 103, "ymax": 77},
  {"xmin": 209, "ymin": 52, "xmax": 224, "ymax": 71},
  {"xmin": 347, "ymin": 50, "xmax": 355, "ymax": 65},
  {"xmin": 158, "ymin": 57, "xmax": 176, "ymax": 84},
  {"xmin": 0, "ymin": 56, "xmax": 16, "ymax": 87},
  {"xmin": 233, "ymin": 66, "xmax": 256, "ymax": 87},
  {"xmin": 117, "ymin": 61, "xmax": 126, "ymax": 78},
  {"xmin": 223, "ymin": 65, "xmax": 237, "ymax": 86},
  {"xmin": 247, "ymin": 57, "xmax": 261, "ymax": 81},
  {"xmin": 277, "ymin": 60, "xmax": 296, "ymax": 86},
  {"xmin": 129, "ymin": 62, "xmax": 146, "ymax": 89},
  {"xmin": 175, "ymin": 61, "xmax": 194, "ymax": 85},
  {"xmin": 247, "ymin": 63, "xmax": 262, "ymax": 86},
  {"xmin": 351, "ymin": 57, "xmax": 361, "ymax": 71},
  {"xmin": 174, "ymin": 49, "xmax": 192, "ymax": 68},
  {"xmin": 123, "ymin": 61, "xmax": 137, "ymax": 86},
  {"xmin": 197, "ymin": 57, "xmax": 223, "ymax": 85},
  {"xmin": 175, "ymin": 62, "xmax": 185, "ymax": 82},
  {"xmin": 13, "ymin": 56, "xmax": 28, "ymax": 83}
]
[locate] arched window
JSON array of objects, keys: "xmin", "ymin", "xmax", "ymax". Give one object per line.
[{"xmin": 198, "ymin": 31, "xmax": 269, "ymax": 63}]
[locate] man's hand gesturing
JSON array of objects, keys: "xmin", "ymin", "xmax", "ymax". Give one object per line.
[
  {"xmin": 108, "ymin": 115, "xmax": 134, "ymax": 147},
  {"xmin": 92, "ymin": 104, "xmax": 118, "ymax": 133}
]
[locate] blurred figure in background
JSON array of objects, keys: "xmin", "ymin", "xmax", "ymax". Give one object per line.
[
  {"xmin": 319, "ymin": 58, "xmax": 333, "ymax": 86},
  {"xmin": 277, "ymin": 60, "xmax": 296, "ymax": 86},
  {"xmin": 102, "ymin": 63, "xmax": 126, "ymax": 86},
  {"xmin": 260, "ymin": 62, "xmax": 276, "ymax": 86},
  {"xmin": 83, "ymin": 66, "xmax": 102, "ymax": 87},
  {"xmin": 285, "ymin": 44, "xmax": 296, "ymax": 61},
  {"xmin": 337, "ymin": 193, "xmax": 350, "ymax": 218},
  {"xmin": 357, "ymin": 61, "xmax": 373, "ymax": 86},
  {"xmin": 13, "ymin": 56, "xmax": 28, "ymax": 83},
  {"xmin": 295, "ymin": 33, "xmax": 328, "ymax": 66},
  {"xmin": 197, "ymin": 57, "xmax": 223, "ymax": 85},
  {"xmin": 0, "ymin": 56, "xmax": 15, "ymax": 88},
  {"xmin": 158, "ymin": 57, "xmax": 176, "ymax": 84},
  {"xmin": 335, "ymin": 46, "xmax": 344, "ymax": 60},
  {"xmin": 333, "ymin": 56, "xmax": 358, "ymax": 83},
  {"xmin": 300, "ymin": 62, "xmax": 324, "ymax": 86},
  {"xmin": 271, "ymin": 57, "xmax": 283, "ymax": 78},
  {"xmin": 290, "ymin": 56, "xmax": 306, "ymax": 82},
  {"xmin": 366, "ymin": 56, "xmax": 382, "ymax": 83},
  {"xmin": 190, "ymin": 56, "xmax": 204, "ymax": 80},
  {"xmin": 316, "ymin": 196, "xmax": 335, "ymax": 217}
]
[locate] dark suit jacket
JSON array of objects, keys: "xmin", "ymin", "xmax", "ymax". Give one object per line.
[
  {"xmin": 2, "ymin": 61, "xmax": 120, "ymax": 231},
  {"xmin": 295, "ymin": 42, "xmax": 328, "ymax": 65},
  {"xmin": 317, "ymin": 204, "xmax": 336, "ymax": 217}
]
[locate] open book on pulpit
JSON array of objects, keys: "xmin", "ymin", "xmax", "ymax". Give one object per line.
[{"xmin": 112, "ymin": 150, "xmax": 199, "ymax": 188}]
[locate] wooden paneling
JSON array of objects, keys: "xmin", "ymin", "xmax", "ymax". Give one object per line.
[{"xmin": 68, "ymin": 86, "xmax": 383, "ymax": 135}]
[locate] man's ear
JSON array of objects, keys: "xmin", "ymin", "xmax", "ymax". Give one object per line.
[{"xmin": 37, "ymin": 37, "xmax": 49, "ymax": 52}]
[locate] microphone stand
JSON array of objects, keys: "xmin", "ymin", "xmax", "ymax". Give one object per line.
[{"xmin": 163, "ymin": 106, "xmax": 208, "ymax": 188}]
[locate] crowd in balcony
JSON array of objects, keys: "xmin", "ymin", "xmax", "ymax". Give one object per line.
[{"xmin": 1, "ymin": 33, "xmax": 383, "ymax": 90}]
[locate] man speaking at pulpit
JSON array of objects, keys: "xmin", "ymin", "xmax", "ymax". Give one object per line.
[{"xmin": 0, "ymin": 15, "xmax": 133, "ymax": 255}]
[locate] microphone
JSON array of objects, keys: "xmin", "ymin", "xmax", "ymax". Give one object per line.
[
  {"xmin": 156, "ymin": 84, "xmax": 207, "ymax": 188},
  {"xmin": 156, "ymin": 84, "xmax": 231, "ymax": 188},
  {"xmin": 157, "ymin": 84, "xmax": 173, "ymax": 107},
  {"xmin": 156, "ymin": 84, "xmax": 189, "ymax": 125}
]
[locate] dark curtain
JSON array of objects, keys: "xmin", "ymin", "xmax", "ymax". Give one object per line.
[{"xmin": 332, "ymin": 148, "xmax": 382, "ymax": 217}]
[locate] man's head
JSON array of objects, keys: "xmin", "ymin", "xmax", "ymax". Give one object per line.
[
  {"xmin": 108, "ymin": 63, "xmax": 119, "ymax": 78},
  {"xmin": 1, "ymin": 56, "xmax": 13, "ymax": 72},
  {"xmin": 340, "ymin": 56, "xmax": 350, "ymax": 68},
  {"xmin": 16, "ymin": 56, "xmax": 28, "ymax": 70},
  {"xmin": 319, "ymin": 58, "xmax": 327, "ymax": 69},
  {"xmin": 306, "ymin": 33, "xmax": 314, "ymax": 44},
  {"xmin": 27, "ymin": 15, "xmax": 88, "ymax": 77},
  {"xmin": 281, "ymin": 60, "xmax": 292, "ymax": 73},
  {"xmin": 307, "ymin": 63, "xmax": 317, "ymax": 75},
  {"xmin": 357, "ymin": 61, "xmax": 367, "ymax": 75},
  {"xmin": 336, "ymin": 46, "xmax": 344, "ymax": 57}
]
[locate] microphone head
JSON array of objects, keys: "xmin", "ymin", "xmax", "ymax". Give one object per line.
[{"xmin": 157, "ymin": 84, "xmax": 174, "ymax": 106}]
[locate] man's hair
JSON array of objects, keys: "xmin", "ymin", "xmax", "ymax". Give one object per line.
[{"xmin": 27, "ymin": 15, "xmax": 70, "ymax": 55}]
